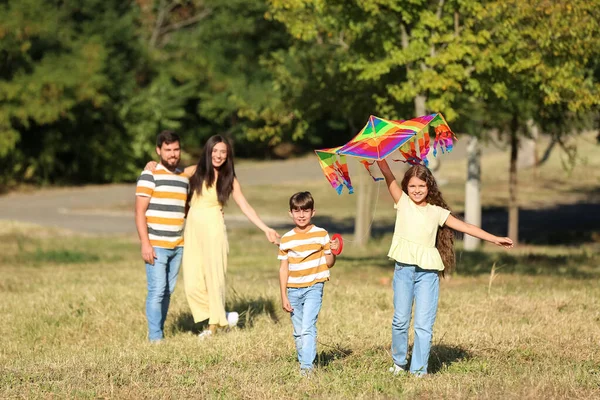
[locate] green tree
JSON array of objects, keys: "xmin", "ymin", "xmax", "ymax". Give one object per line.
[
  {"xmin": 468, "ymin": 0, "xmax": 600, "ymax": 244},
  {"xmin": 0, "ymin": 0, "xmax": 149, "ymax": 184}
]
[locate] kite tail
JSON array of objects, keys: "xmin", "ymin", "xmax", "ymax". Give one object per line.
[
  {"xmin": 359, "ymin": 160, "xmax": 384, "ymax": 182},
  {"xmin": 315, "ymin": 150, "xmax": 353, "ymax": 195}
]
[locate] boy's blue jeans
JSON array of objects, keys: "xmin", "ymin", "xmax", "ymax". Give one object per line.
[
  {"xmin": 287, "ymin": 282, "xmax": 324, "ymax": 370},
  {"xmin": 391, "ymin": 262, "xmax": 440, "ymax": 376},
  {"xmin": 145, "ymin": 246, "xmax": 183, "ymax": 341}
]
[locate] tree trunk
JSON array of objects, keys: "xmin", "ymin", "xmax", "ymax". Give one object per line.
[
  {"xmin": 519, "ymin": 119, "xmax": 538, "ymax": 170},
  {"xmin": 354, "ymin": 167, "xmax": 375, "ymax": 246},
  {"xmin": 464, "ymin": 136, "xmax": 482, "ymax": 251},
  {"xmin": 414, "ymin": 95, "xmax": 426, "ymax": 117},
  {"xmin": 508, "ymin": 121, "xmax": 519, "ymax": 244}
]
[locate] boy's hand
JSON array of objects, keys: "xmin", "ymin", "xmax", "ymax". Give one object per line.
[
  {"xmin": 330, "ymin": 239, "xmax": 339, "ymax": 251},
  {"xmin": 281, "ymin": 297, "xmax": 293, "ymax": 313}
]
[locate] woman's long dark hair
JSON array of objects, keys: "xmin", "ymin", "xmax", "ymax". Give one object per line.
[
  {"xmin": 189, "ymin": 135, "xmax": 236, "ymax": 204},
  {"xmin": 401, "ymin": 165, "xmax": 456, "ymax": 276}
]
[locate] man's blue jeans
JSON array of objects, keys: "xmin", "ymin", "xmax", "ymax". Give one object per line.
[
  {"xmin": 287, "ymin": 282, "xmax": 324, "ymax": 370},
  {"xmin": 145, "ymin": 246, "xmax": 183, "ymax": 341},
  {"xmin": 391, "ymin": 262, "xmax": 440, "ymax": 375}
]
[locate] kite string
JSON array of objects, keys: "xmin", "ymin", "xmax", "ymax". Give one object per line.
[{"xmin": 343, "ymin": 179, "xmax": 382, "ymax": 243}]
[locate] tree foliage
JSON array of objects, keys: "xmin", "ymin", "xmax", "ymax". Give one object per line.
[{"xmin": 0, "ymin": 0, "xmax": 599, "ymax": 192}]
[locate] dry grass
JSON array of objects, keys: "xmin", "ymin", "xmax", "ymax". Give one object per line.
[
  {"xmin": 1, "ymin": 132, "xmax": 598, "ymax": 398},
  {"xmin": 1, "ymin": 223, "xmax": 599, "ymax": 399}
]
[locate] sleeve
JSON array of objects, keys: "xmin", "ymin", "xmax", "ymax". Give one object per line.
[
  {"xmin": 136, "ymin": 171, "xmax": 155, "ymax": 197},
  {"xmin": 438, "ymin": 207, "xmax": 451, "ymax": 227},
  {"xmin": 393, "ymin": 191, "xmax": 408, "ymax": 210},
  {"xmin": 323, "ymin": 232, "xmax": 331, "ymax": 255},
  {"xmin": 277, "ymin": 244, "xmax": 288, "ymax": 260}
]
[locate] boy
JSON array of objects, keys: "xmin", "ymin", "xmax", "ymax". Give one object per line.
[{"xmin": 278, "ymin": 191, "xmax": 338, "ymax": 374}]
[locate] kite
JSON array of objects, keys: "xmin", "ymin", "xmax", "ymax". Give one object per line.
[{"xmin": 315, "ymin": 113, "xmax": 457, "ymax": 194}]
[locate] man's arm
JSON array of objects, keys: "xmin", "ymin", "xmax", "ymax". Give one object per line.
[{"xmin": 135, "ymin": 196, "xmax": 155, "ymax": 265}]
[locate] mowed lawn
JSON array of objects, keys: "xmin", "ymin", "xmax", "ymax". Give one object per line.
[
  {"xmin": 1, "ymin": 132, "xmax": 599, "ymax": 398},
  {"xmin": 1, "ymin": 222, "xmax": 599, "ymax": 399}
]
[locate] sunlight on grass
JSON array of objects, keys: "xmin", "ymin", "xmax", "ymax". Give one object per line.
[{"xmin": 1, "ymin": 223, "xmax": 599, "ymax": 398}]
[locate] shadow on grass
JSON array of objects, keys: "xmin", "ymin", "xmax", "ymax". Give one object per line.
[
  {"xmin": 312, "ymin": 200, "xmax": 600, "ymax": 246},
  {"xmin": 311, "ymin": 215, "xmax": 393, "ymax": 240},
  {"xmin": 316, "ymin": 343, "xmax": 353, "ymax": 367},
  {"xmin": 455, "ymin": 249, "xmax": 599, "ymax": 279},
  {"xmin": 428, "ymin": 344, "xmax": 471, "ymax": 374},
  {"xmin": 227, "ymin": 293, "xmax": 279, "ymax": 329},
  {"xmin": 339, "ymin": 244, "xmax": 598, "ymax": 279},
  {"xmin": 474, "ymin": 201, "xmax": 600, "ymax": 246},
  {"xmin": 170, "ymin": 294, "xmax": 279, "ymax": 334}
]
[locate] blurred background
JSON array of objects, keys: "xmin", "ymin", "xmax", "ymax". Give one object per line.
[{"xmin": 0, "ymin": 0, "xmax": 599, "ymax": 247}]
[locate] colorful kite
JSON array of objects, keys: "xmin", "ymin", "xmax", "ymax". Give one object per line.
[{"xmin": 315, "ymin": 113, "xmax": 457, "ymax": 194}]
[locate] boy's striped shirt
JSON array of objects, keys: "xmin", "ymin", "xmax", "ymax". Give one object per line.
[
  {"xmin": 278, "ymin": 225, "xmax": 331, "ymax": 288},
  {"xmin": 135, "ymin": 164, "xmax": 189, "ymax": 249}
]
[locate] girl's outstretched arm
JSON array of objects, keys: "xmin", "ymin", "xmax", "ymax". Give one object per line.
[
  {"xmin": 232, "ymin": 178, "xmax": 280, "ymax": 244},
  {"xmin": 376, "ymin": 160, "xmax": 402, "ymax": 203},
  {"xmin": 444, "ymin": 215, "xmax": 514, "ymax": 248}
]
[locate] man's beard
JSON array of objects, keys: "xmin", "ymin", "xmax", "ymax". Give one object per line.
[{"xmin": 160, "ymin": 156, "xmax": 179, "ymax": 170}]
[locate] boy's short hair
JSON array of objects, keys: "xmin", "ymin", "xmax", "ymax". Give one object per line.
[
  {"xmin": 156, "ymin": 130, "xmax": 180, "ymax": 148},
  {"xmin": 289, "ymin": 191, "xmax": 314, "ymax": 210}
]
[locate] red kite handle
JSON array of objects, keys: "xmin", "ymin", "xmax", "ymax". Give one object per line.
[{"xmin": 331, "ymin": 233, "xmax": 344, "ymax": 256}]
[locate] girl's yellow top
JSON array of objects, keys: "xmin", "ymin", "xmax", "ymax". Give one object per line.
[{"xmin": 387, "ymin": 192, "xmax": 450, "ymax": 271}]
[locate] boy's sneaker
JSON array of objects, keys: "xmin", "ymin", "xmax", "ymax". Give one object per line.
[
  {"xmin": 198, "ymin": 330, "xmax": 213, "ymax": 340},
  {"xmin": 226, "ymin": 311, "xmax": 239, "ymax": 328},
  {"xmin": 300, "ymin": 368, "xmax": 314, "ymax": 378},
  {"xmin": 389, "ymin": 364, "xmax": 407, "ymax": 375}
]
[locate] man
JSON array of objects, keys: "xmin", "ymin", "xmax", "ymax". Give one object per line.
[{"xmin": 135, "ymin": 130, "xmax": 189, "ymax": 342}]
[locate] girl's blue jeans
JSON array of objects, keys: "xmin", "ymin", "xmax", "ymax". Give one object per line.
[
  {"xmin": 287, "ymin": 282, "xmax": 324, "ymax": 370},
  {"xmin": 145, "ymin": 246, "xmax": 183, "ymax": 341},
  {"xmin": 391, "ymin": 262, "xmax": 440, "ymax": 375}
]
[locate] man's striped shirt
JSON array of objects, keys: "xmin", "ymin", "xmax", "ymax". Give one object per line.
[
  {"xmin": 135, "ymin": 164, "xmax": 189, "ymax": 249},
  {"xmin": 278, "ymin": 225, "xmax": 331, "ymax": 288}
]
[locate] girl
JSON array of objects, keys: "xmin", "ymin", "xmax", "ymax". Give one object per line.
[
  {"xmin": 149, "ymin": 135, "xmax": 280, "ymax": 338},
  {"xmin": 376, "ymin": 160, "xmax": 513, "ymax": 376}
]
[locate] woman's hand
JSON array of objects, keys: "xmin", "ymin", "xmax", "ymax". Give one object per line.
[
  {"xmin": 493, "ymin": 236, "xmax": 514, "ymax": 249},
  {"xmin": 144, "ymin": 161, "xmax": 158, "ymax": 171},
  {"xmin": 265, "ymin": 228, "xmax": 280, "ymax": 245}
]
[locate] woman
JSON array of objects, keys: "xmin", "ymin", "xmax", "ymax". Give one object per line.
[{"xmin": 171, "ymin": 135, "xmax": 279, "ymax": 337}]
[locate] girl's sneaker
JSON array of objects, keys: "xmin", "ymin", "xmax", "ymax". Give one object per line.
[
  {"xmin": 226, "ymin": 311, "xmax": 239, "ymax": 328},
  {"xmin": 389, "ymin": 364, "xmax": 407, "ymax": 375}
]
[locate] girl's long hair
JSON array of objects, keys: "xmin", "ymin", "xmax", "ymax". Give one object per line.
[
  {"xmin": 401, "ymin": 165, "xmax": 455, "ymax": 276},
  {"xmin": 189, "ymin": 135, "xmax": 236, "ymax": 204}
]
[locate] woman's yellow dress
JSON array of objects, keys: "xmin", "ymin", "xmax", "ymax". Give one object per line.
[{"xmin": 183, "ymin": 183, "xmax": 229, "ymax": 327}]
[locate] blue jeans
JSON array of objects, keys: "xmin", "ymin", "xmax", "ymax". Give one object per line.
[
  {"xmin": 391, "ymin": 262, "xmax": 440, "ymax": 375},
  {"xmin": 287, "ymin": 282, "xmax": 324, "ymax": 370},
  {"xmin": 145, "ymin": 246, "xmax": 183, "ymax": 341}
]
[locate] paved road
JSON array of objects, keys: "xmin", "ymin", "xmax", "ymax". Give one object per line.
[{"xmin": 0, "ymin": 139, "xmax": 496, "ymax": 234}]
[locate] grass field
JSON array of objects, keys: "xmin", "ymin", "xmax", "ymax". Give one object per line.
[
  {"xmin": 1, "ymin": 222, "xmax": 599, "ymax": 399},
  {"xmin": 1, "ymin": 133, "xmax": 599, "ymax": 398}
]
